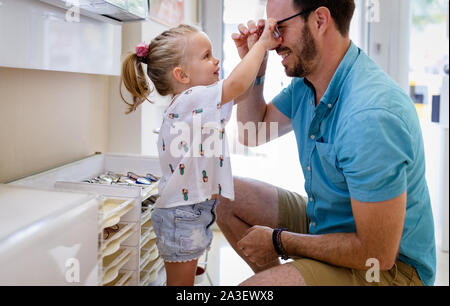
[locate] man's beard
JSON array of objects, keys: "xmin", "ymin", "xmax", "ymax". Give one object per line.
[{"xmin": 281, "ymin": 24, "xmax": 318, "ymax": 78}]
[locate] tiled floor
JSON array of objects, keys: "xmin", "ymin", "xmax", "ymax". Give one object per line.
[{"xmin": 196, "ymin": 230, "xmax": 449, "ymax": 286}]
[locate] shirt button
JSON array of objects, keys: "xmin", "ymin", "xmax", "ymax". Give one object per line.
[
  {"xmin": 310, "ymin": 99, "xmax": 314, "ymax": 105},
  {"xmin": 307, "ymin": 166, "xmax": 311, "ymax": 171},
  {"xmin": 310, "ymin": 135, "xmax": 315, "ymax": 140},
  {"xmin": 309, "ymin": 197, "xmax": 314, "ymax": 202},
  {"xmin": 311, "ymin": 222, "xmax": 316, "ymax": 227},
  {"xmin": 328, "ymin": 104, "xmax": 332, "ymax": 108}
]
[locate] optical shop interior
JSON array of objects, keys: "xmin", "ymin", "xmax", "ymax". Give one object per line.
[{"xmin": 0, "ymin": 0, "xmax": 448, "ymax": 287}]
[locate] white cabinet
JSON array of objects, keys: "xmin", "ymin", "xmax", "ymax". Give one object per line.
[
  {"xmin": 8, "ymin": 153, "xmax": 165, "ymax": 286},
  {"xmin": 0, "ymin": 185, "xmax": 100, "ymax": 285},
  {"xmin": 0, "ymin": 0, "xmax": 122, "ymax": 75}
]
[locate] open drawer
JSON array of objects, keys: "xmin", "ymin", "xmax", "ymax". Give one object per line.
[
  {"xmin": 140, "ymin": 242, "xmax": 158, "ymax": 271},
  {"xmin": 104, "ymin": 270, "xmax": 137, "ymax": 286},
  {"xmin": 140, "ymin": 257, "xmax": 164, "ymax": 286},
  {"xmin": 140, "ymin": 207, "xmax": 153, "ymax": 226},
  {"xmin": 102, "ymin": 223, "xmax": 137, "ymax": 257},
  {"xmin": 102, "ymin": 247, "xmax": 135, "ymax": 285},
  {"xmin": 101, "ymin": 198, "xmax": 134, "ymax": 229}
]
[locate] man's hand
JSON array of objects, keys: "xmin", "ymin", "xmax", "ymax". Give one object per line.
[{"xmin": 237, "ymin": 225, "xmax": 279, "ymax": 267}]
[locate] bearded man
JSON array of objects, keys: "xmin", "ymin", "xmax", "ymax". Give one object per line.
[{"xmin": 216, "ymin": 0, "xmax": 436, "ymax": 286}]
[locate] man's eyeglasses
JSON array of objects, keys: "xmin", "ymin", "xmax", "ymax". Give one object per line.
[{"xmin": 273, "ymin": 8, "xmax": 315, "ymax": 38}]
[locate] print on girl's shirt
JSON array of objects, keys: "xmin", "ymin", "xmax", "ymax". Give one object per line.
[
  {"xmin": 181, "ymin": 141, "xmax": 189, "ymax": 153},
  {"xmin": 155, "ymin": 80, "xmax": 234, "ymax": 209},
  {"xmin": 182, "ymin": 189, "xmax": 189, "ymax": 201},
  {"xmin": 180, "ymin": 164, "xmax": 185, "ymax": 175}
]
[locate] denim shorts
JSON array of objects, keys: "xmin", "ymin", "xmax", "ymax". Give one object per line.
[{"xmin": 151, "ymin": 198, "xmax": 218, "ymax": 263}]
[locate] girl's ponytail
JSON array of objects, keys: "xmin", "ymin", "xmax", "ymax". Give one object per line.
[
  {"xmin": 120, "ymin": 24, "xmax": 199, "ymax": 114},
  {"xmin": 120, "ymin": 52, "xmax": 153, "ymax": 114}
]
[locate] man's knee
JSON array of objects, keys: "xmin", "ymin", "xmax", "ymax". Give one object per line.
[
  {"xmin": 217, "ymin": 176, "xmax": 280, "ymax": 229},
  {"xmin": 216, "ymin": 195, "xmax": 233, "ymax": 228},
  {"xmin": 239, "ymin": 263, "xmax": 307, "ymax": 286},
  {"xmin": 216, "ymin": 177, "xmax": 244, "ymax": 226}
]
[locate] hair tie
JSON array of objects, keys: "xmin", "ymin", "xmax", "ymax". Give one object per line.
[{"xmin": 136, "ymin": 42, "xmax": 149, "ymax": 64}]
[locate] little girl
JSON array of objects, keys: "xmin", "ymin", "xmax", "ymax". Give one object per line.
[{"xmin": 121, "ymin": 20, "xmax": 280, "ymax": 286}]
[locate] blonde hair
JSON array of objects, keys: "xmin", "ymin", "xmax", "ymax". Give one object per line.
[{"xmin": 120, "ymin": 24, "xmax": 199, "ymax": 114}]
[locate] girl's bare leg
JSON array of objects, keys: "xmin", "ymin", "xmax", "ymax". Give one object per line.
[{"xmin": 164, "ymin": 259, "xmax": 199, "ymax": 286}]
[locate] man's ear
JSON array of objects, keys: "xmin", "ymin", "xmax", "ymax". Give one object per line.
[
  {"xmin": 173, "ymin": 67, "xmax": 190, "ymax": 84},
  {"xmin": 312, "ymin": 7, "xmax": 331, "ymax": 35}
]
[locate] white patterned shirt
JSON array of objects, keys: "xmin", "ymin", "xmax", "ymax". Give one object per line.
[{"xmin": 155, "ymin": 80, "xmax": 234, "ymax": 209}]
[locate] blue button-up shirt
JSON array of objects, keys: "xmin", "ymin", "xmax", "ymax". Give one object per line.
[{"xmin": 273, "ymin": 42, "xmax": 436, "ymax": 286}]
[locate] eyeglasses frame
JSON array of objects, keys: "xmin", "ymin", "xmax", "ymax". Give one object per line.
[{"xmin": 273, "ymin": 8, "xmax": 316, "ymax": 38}]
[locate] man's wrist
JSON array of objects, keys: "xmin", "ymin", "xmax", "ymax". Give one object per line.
[
  {"xmin": 272, "ymin": 228, "xmax": 289, "ymax": 260},
  {"xmin": 255, "ymin": 75, "xmax": 265, "ymax": 86}
]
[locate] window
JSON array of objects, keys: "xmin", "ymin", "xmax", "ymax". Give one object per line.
[
  {"xmin": 408, "ymin": 0, "xmax": 449, "ymax": 249},
  {"xmin": 409, "ymin": 0, "xmax": 449, "ymax": 119}
]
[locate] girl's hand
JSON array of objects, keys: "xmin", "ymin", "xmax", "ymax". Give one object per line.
[{"xmin": 258, "ymin": 18, "xmax": 282, "ymax": 51}]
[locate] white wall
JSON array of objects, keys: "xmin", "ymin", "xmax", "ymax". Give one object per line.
[
  {"xmin": 0, "ymin": 67, "xmax": 110, "ymax": 183},
  {"xmin": 366, "ymin": 0, "xmax": 411, "ymax": 93},
  {"xmin": 108, "ymin": 0, "xmax": 202, "ymax": 157}
]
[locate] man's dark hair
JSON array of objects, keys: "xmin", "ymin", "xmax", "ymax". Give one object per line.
[{"xmin": 293, "ymin": 0, "xmax": 355, "ymax": 36}]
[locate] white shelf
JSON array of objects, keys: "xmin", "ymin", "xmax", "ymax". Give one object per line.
[
  {"xmin": 8, "ymin": 153, "xmax": 164, "ymax": 286},
  {"xmin": 102, "ymin": 223, "xmax": 136, "ymax": 257},
  {"xmin": 140, "ymin": 257, "xmax": 165, "ymax": 286},
  {"xmin": 102, "ymin": 248, "xmax": 133, "ymax": 285},
  {"xmin": 104, "ymin": 270, "xmax": 136, "ymax": 286}
]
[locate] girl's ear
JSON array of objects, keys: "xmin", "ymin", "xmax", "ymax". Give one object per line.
[{"xmin": 173, "ymin": 67, "xmax": 190, "ymax": 84}]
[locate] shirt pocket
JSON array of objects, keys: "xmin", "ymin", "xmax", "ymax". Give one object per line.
[{"xmin": 315, "ymin": 142, "xmax": 347, "ymax": 189}]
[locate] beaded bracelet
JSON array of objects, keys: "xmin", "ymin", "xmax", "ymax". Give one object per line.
[
  {"xmin": 255, "ymin": 75, "xmax": 265, "ymax": 86},
  {"xmin": 272, "ymin": 228, "xmax": 289, "ymax": 260}
]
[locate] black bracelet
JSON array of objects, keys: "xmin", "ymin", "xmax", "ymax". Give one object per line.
[
  {"xmin": 255, "ymin": 75, "xmax": 265, "ymax": 85},
  {"xmin": 272, "ymin": 228, "xmax": 289, "ymax": 260}
]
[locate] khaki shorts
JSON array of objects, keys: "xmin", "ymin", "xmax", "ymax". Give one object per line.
[{"xmin": 276, "ymin": 187, "xmax": 424, "ymax": 286}]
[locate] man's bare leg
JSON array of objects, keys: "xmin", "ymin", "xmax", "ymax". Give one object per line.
[
  {"xmin": 216, "ymin": 176, "xmax": 280, "ymax": 273},
  {"xmin": 239, "ymin": 263, "xmax": 307, "ymax": 286}
]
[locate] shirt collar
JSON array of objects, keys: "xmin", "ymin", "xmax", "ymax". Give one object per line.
[{"xmin": 304, "ymin": 41, "xmax": 360, "ymax": 108}]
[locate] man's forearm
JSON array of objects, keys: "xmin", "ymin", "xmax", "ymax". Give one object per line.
[
  {"xmin": 236, "ymin": 79, "xmax": 267, "ymax": 124},
  {"xmin": 235, "ymin": 52, "xmax": 268, "ymax": 146},
  {"xmin": 236, "ymin": 82, "xmax": 267, "ymax": 147},
  {"xmin": 282, "ymin": 232, "xmax": 394, "ymax": 271}
]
